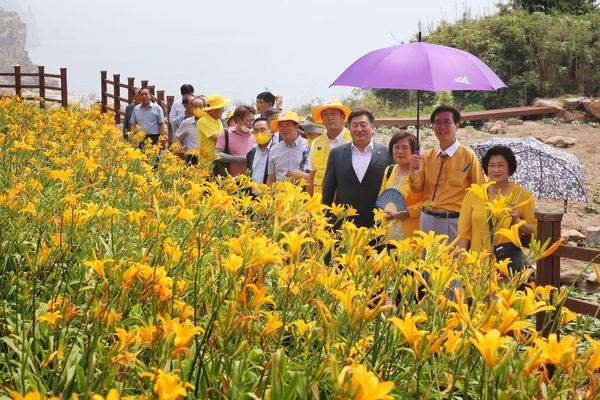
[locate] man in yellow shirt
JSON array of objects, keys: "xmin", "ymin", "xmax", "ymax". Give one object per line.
[
  {"xmin": 409, "ymin": 106, "xmax": 485, "ymax": 242},
  {"xmin": 306, "ymin": 100, "xmax": 352, "ymax": 196},
  {"xmin": 197, "ymin": 94, "xmax": 230, "ymax": 160}
]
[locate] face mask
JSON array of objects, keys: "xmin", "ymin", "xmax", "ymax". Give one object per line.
[
  {"xmin": 240, "ymin": 125, "xmax": 252, "ymax": 133},
  {"xmin": 255, "ymin": 132, "xmax": 270, "ymax": 145},
  {"xmin": 193, "ymin": 108, "xmax": 204, "ymax": 118}
]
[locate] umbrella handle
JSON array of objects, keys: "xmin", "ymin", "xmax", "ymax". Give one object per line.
[{"xmin": 414, "ymin": 148, "xmax": 420, "ymax": 170}]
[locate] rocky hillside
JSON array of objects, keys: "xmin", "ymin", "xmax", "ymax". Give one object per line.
[{"xmin": 0, "ymin": 7, "xmax": 36, "ymax": 75}]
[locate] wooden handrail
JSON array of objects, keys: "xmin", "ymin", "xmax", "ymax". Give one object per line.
[
  {"xmin": 0, "ymin": 65, "xmax": 68, "ymax": 108},
  {"xmin": 534, "ymin": 210, "xmax": 600, "ymax": 338}
]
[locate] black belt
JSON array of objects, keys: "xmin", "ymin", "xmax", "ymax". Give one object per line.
[{"xmin": 423, "ymin": 208, "xmax": 460, "ymax": 219}]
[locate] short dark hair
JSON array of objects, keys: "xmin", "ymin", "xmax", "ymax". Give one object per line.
[
  {"xmin": 348, "ymin": 108, "xmax": 375, "ymax": 125},
  {"xmin": 264, "ymin": 107, "xmax": 282, "ymax": 119},
  {"xmin": 481, "ymin": 145, "xmax": 517, "ymax": 176},
  {"xmin": 430, "ymin": 106, "xmax": 461, "ymax": 124},
  {"xmin": 388, "ymin": 130, "xmax": 417, "ymax": 157},
  {"xmin": 253, "ymin": 116, "xmax": 270, "ymax": 129},
  {"xmin": 256, "ymin": 91, "xmax": 275, "ymax": 106},
  {"xmin": 180, "ymin": 84, "xmax": 194, "ymax": 96},
  {"xmin": 233, "ymin": 105, "xmax": 256, "ymax": 122},
  {"xmin": 182, "ymin": 94, "xmax": 194, "ymax": 105}
]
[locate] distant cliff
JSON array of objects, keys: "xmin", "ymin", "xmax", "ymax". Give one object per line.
[{"xmin": 0, "ymin": 7, "xmax": 37, "ymax": 74}]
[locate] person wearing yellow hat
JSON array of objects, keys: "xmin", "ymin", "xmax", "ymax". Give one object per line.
[
  {"xmin": 197, "ymin": 93, "xmax": 231, "ymax": 162},
  {"xmin": 265, "ymin": 111, "xmax": 309, "ymax": 186},
  {"xmin": 306, "ymin": 100, "xmax": 353, "ymax": 196}
]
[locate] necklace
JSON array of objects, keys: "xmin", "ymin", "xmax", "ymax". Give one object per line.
[{"xmin": 488, "ymin": 181, "xmax": 511, "ymax": 197}]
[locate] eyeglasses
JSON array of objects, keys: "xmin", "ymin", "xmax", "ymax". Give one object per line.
[{"xmin": 433, "ymin": 120, "xmax": 455, "ymax": 127}]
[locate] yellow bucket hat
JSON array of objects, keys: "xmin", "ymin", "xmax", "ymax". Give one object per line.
[
  {"xmin": 270, "ymin": 111, "xmax": 300, "ymax": 132},
  {"xmin": 311, "ymin": 99, "xmax": 351, "ymax": 124},
  {"xmin": 204, "ymin": 94, "xmax": 231, "ymax": 111}
]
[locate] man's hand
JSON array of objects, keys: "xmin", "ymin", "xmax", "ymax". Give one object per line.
[
  {"xmin": 275, "ymin": 94, "xmax": 284, "ymax": 108},
  {"xmin": 286, "ymin": 169, "xmax": 308, "ymax": 181},
  {"xmin": 409, "ymin": 154, "xmax": 422, "ymax": 171}
]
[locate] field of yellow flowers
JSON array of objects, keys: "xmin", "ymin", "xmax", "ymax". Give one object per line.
[{"xmin": 1, "ymin": 95, "xmax": 599, "ymax": 400}]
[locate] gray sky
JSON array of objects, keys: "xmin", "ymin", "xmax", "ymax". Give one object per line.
[{"xmin": 18, "ymin": 0, "xmax": 502, "ymax": 107}]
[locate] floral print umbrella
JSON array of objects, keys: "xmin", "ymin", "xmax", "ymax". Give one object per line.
[{"xmin": 471, "ymin": 135, "xmax": 587, "ymax": 203}]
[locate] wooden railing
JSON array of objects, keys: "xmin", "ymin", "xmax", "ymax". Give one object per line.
[
  {"xmin": 0, "ymin": 65, "xmax": 68, "ymax": 107},
  {"xmin": 100, "ymin": 71, "xmax": 175, "ymax": 143},
  {"xmin": 535, "ymin": 210, "xmax": 600, "ymax": 337}
]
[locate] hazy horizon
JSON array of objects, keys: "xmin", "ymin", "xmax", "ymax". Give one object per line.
[{"xmin": 14, "ymin": 0, "xmax": 500, "ymax": 108}]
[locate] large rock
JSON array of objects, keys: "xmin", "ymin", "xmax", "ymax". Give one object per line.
[
  {"xmin": 563, "ymin": 97, "xmax": 588, "ymax": 111},
  {"xmin": 564, "ymin": 111, "xmax": 586, "ymax": 123},
  {"xmin": 0, "ymin": 7, "xmax": 37, "ymax": 90},
  {"xmin": 482, "ymin": 122, "xmax": 496, "ymax": 132},
  {"xmin": 582, "ymin": 99, "xmax": 600, "ymax": 120},
  {"xmin": 506, "ymin": 118, "xmax": 523, "ymax": 126},
  {"xmin": 586, "ymin": 227, "xmax": 600, "ymax": 246},
  {"xmin": 533, "ymin": 98, "xmax": 562, "ymax": 108},
  {"xmin": 489, "ymin": 122, "xmax": 508, "ymax": 135},
  {"xmin": 544, "ymin": 136, "xmax": 577, "ymax": 148},
  {"xmin": 563, "ymin": 229, "xmax": 586, "ymax": 241}
]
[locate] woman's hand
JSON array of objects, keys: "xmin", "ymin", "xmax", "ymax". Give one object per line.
[{"xmin": 385, "ymin": 211, "xmax": 409, "ymax": 220}]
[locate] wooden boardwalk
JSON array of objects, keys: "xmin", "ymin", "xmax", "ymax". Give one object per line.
[{"xmin": 374, "ymin": 106, "xmax": 561, "ymax": 127}]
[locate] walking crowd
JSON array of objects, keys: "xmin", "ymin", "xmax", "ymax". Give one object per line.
[{"xmin": 124, "ymin": 85, "xmax": 537, "ymax": 271}]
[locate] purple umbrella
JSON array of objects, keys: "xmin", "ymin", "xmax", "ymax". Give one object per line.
[{"xmin": 330, "ymin": 40, "xmax": 507, "ymax": 149}]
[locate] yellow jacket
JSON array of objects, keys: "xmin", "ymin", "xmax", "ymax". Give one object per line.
[{"xmin": 311, "ymin": 129, "xmax": 352, "ymax": 194}]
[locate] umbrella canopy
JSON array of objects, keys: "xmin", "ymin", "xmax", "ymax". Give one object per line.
[
  {"xmin": 470, "ymin": 136, "xmax": 587, "ymax": 203},
  {"xmin": 330, "ymin": 42, "xmax": 507, "ymax": 92}
]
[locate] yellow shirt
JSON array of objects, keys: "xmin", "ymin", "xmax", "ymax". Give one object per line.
[
  {"xmin": 379, "ymin": 164, "xmax": 424, "ymax": 238},
  {"xmin": 458, "ymin": 182, "xmax": 537, "ymax": 253},
  {"xmin": 310, "ymin": 129, "xmax": 352, "ymax": 194},
  {"xmin": 408, "ymin": 143, "xmax": 485, "ymax": 212},
  {"xmin": 197, "ymin": 113, "xmax": 223, "ymax": 159}
]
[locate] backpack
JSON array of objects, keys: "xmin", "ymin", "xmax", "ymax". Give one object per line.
[{"xmin": 213, "ymin": 128, "xmax": 229, "ymax": 176}]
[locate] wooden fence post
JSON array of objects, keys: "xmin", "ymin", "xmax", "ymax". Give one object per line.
[
  {"xmin": 167, "ymin": 94, "xmax": 174, "ymax": 145},
  {"xmin": 141, "ymin": 79, "xmax": 148, "ymax": 90},
  {"xmin": 60, "ymin": 67, "xmax": 67, "ymax": 108},
  {"xmin": 113, "ymin": 73, "xmax": 121, "ymax": 124},
  {"xmin": 38, "ymin": 65, "xmax": 46, "ymax": 108},
  {"xmin": 148, "ymin": 84, "xmax": 155, "ymax": 97},
  {"xmin": 127, "ymin": 76, "xmax": 135, "ymax": 102},
  {"xmin": 14, "ymin": 65, "xmax": 21, "ymax": 96},
  {"xmin": 534, "ymin": 209, "xmax": 564, "ymax": 336},
  {"xmin": 101, "ymin": 70, "xmax": 107, "ymax": 113}
]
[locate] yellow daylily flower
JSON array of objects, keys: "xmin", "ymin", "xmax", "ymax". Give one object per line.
[
  {"xmin": 247, "ymin": 283, "xmax": 277, "ymax": 310},
  {"xmin": 540, "ymin": 237, "xmax": 565, "ymax": 259},
  {"xmin": 496, "ymin": 220, "xmax": 527, "ymax": 248},
  {"xmin": 584, "ymin": 334, "xmax": 600, "ymax": 372},
  {"xmin": 388, "ymin": 312, "xmax": 428, "ymax": 349},
  {"xmin": 330, "ymin": 286, "xmax": 366, "ymax": 316},
  {"xmin": 349, "ymin": 363, "xmax": 395, "ymax": 400},
  {"xmin": 92, "ymin": 388, "xmax": 121, "ymax": 400},
  {"xmin": 280, "ymin": 229, "xmax": 314, "ymax": 262},
  {"xmin": 534, "ymin": 333, "xmax": 576, "ymax": 366},
  {"xmin": 469, "ymin": 329, "xmax": 512, "ymax": 367},
  {"xmin": 11, "ymin": 391, "xmax": 41, "ymax": 400},
  {"xmin": 466, "ymin": 181, "xmax": 495, "ymax": 202},
  {"xmin": 291, "ymin": 319, "xmax": 316, "ymax": 336},
  {"xmin": 260, "ymin": 311, "xmax": 283, "ymax": 337},
  {"xmin": 38, "ymin": 310, "xmax": 62, "ymax": 328},
  {"xmin": 171, "ymin": 318, "xmax": 204, "ymax": 347}
]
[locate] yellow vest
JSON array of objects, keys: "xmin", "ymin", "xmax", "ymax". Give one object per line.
[{"xmin": 311, "ymin": 129, "xmax": 352, "ymax": 194}]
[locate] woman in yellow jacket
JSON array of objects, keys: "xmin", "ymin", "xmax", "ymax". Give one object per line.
[
  {"xmin": 457, "ymin": 145, "xmax": 537, "ymax": 269},
  {"xmin": 379, "ymin": 131, "xmax": 423, "ymax": 240}
]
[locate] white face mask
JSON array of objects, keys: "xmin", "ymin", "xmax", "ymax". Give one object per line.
[{"xmin": 240, "ymin": 125, "xmax": 252, "ymax": 133}]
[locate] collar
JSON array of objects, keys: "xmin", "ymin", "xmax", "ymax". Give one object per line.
[
  {"xmin": 436, "ymin": 139, "xmax": 460, "ymax": 157},
  {"xmin": 327, "ymin": 127, "xmax": 346, "ymax": 143},
  {"xmin": 351, "ymin": 139, "xmax": 374, "ymax": 153},
  {"xmin": 284, "ymin": 135, "xmax": 304, "ymax": 147}
]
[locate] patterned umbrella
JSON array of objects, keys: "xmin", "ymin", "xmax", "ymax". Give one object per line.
[{"xmin": 470, "ymin": 136, "xmax": 587, "ymax": 204}]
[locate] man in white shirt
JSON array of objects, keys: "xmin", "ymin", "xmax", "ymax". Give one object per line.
[
  {"xmin": 266, "ymin": 111, "xmax": 309, "ymax": 185},
  {"xmin": 169, "ymin": 84, "xmax": 194, "ymax": 122},
  {"xmin": 321, "ymin": 108, "xmax": 393, "ymax": 228}
]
